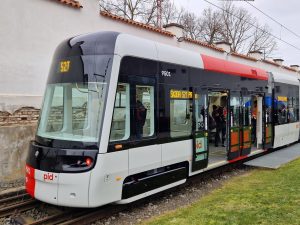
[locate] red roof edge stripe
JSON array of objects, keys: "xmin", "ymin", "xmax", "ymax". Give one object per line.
[
  {"xmin": 100, "ymin": 11, "xmax": 175, "ymax": 37},
  {"xmin": 201, "ymin": 54, "xmax": 268, "ymax": 81}
]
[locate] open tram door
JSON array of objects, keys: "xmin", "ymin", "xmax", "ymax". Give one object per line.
[
  {"xmin": 191, "ymin": 88, "xmax": 209, "ymax": 172},
  {"xmin": 228, "ymin": 90, "xmax": 242, "ymax": 160},
  {"xmin": 252, "ymin": 94, "xmax": 268, "ymax": 150}
]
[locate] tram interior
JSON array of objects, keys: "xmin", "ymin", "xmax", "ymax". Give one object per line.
[{"xmin": 208, "ymin": 92, "xmax": 228, "ymax": 164}]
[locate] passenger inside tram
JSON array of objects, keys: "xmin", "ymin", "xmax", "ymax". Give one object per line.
[{"xmin": 208, "ymin": 92, "xmax": 228, "ymax": 164}]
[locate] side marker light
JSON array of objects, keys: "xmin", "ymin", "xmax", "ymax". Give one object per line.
[
  {"xmin": 115, "ymin": 144, "xmax": 123, "ymax": 150},
  {"xmin": 85, "ymin": 157, "xmax": 93, "ymax": 166}
]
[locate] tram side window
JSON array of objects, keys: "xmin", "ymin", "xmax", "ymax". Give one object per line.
[
  {"xmin": 230, "ymin": 96, "xmax": 240, "ymax": 127},
  {"xmin": 170, "ymin": 99, "xmax": 192, "ymax": 137},
  {"xmin": 294, "ymin": 97, "xmax": 299, "ymax": 122},
  {"xmin": 135, "ymin": 85, "xmax": 155, "ymax": 138},
  {"xmin": 265, "ymin": 96, "xmax": 272, "ymax": 124},
  {"xmin": 110, "ymin": 83, "xmax": 130, "ymax": 141},
  {"xmin": 277, "ymin": 99, "xmax": 288, "ymax": 124}
]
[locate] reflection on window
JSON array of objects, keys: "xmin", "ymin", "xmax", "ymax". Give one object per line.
[
  {"xmin": 72, "ymin": 85, "xmax": 88, "ymax": 130},
  {"xmin": 294, "ymin": 97, "xmax": 299, "ymax": 122},
  {"xmin": 195, "ymin": 94, "xmax": 207, "ymax": 131},
  {"xmin": 37, "ymin": 82, "xmax": 106, "ymax": 142},
  {"xmin": 243, "ymin": 97, "xmax": 251, "ymax": 126},
  {"xmin": 265, "ymin": 96, "xmax": 272, "ymax": 124},
  {"xmin": 136, "ymin": 85, "xmax": 155, "ymax": 138},
  {"xmin": 45, "ymin": 86, "xmax": 64, "ymax": 132},
  {"xmin": 170, "ymin": 99, "xmax": 192, "ymax": 137},
  {"xmin": 110, "ymin": 83, "xmax": 130, "ymax": 141},
  {"xmin": 230, "ymin": 96, "xmax": 240, "ymax": 127},
  {"xmin": 277, "ymin": 100, "xmax": 288, "ymax": 124}
]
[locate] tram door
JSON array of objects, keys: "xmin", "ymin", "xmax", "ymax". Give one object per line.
[
  {"xmin": 241, "ymin": 96, "xmax": 252, "ymax": 156},
  {"xmin": 228, "ymin": 91, "xmax": 242, "ymax": 160},
  {"xmin": 264, "ymin": 94, "xmax": 273, "ymax": 149},
  {"xmin": 192, "ymin": 88, "xmax": 209, "ymax": 172}
]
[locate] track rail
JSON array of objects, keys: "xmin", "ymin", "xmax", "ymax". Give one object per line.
[
  {"xmin": 0, "ymin": 150, "xmax": 268, "ymax": 224},
  {"xmin": 0, "ymin": 199, "xmax": 39, "ymax": 218}
]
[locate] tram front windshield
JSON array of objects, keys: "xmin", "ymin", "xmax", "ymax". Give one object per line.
[{"xmin": 37, "ymin": 82, "xmax": 107, "ymax": 143}]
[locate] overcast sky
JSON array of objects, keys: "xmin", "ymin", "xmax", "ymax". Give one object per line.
[{"xmin": 173, "ymin": 0, "xmax": 300, "ymax": 66}]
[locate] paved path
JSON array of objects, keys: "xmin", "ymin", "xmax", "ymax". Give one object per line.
[{"xmin": 244, "ymin": 143, "xmax": 300, "ymax": 169}]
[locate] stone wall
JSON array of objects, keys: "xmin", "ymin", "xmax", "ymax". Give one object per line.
[
  {"xmin": 0, "ymin": 107, "xmax": 39, "ymax": 181},
  {"xmin": 0, "ymin": 107, "xmax": 39, "ymax": 126}
]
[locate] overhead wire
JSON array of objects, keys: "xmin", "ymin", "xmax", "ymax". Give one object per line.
[
  {"xmin": 202, "ymin": 0, "xmax": 300, "ymax": 52},
  {"xmin": 243, "ymin": 0, "xmax": 300, "ymax": 40}
]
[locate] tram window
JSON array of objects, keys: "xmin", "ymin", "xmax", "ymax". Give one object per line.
[
  {"xmin": 294, "ymin": 97, "xmax": 299, "ymax": 122},
  {"xmin": 277, "ymin": 100, "xmax": 288, "ymax": 124},
  {"xmin": 135, "ymin": 85, "xmax": 155, "ymax": 138},
  {"xmin": 72, "ymin": 86, "xmax": 88, "ymax": 130},
  {"xmin": 170, "ymin": 99, "xmax": 192, "ymax": 137},
  {"xmin": 110, "ymin": 83, "xmax": 130, "ymax": 141},
  {"xmin": 288, "ymin": 97, "xmax": 295, "ymax": 122},
  {"xmin": 265, "ymin": 96, "xmax": 272, "ymax": 124},
  {"xmin": 45, "ymin": 86, "xmax": 64, "ymax": 132},
  {"xmin": 243, "ymin": 97, "xmax": 251, "ymax": 126},
  {"xmin": 195, "ymin": 95, "xmax": 207, "ymax": 131},
  {"xmin": 230, "ymin": 96, "xmax": 240, "ymax": 127}
]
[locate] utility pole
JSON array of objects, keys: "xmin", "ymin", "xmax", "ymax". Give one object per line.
[{"xmin": 157, "ymin": 0, "xmax": 162, "ymax": 29}]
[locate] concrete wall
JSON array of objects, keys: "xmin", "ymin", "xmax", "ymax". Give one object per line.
[{"xmin": 0, "ymin": 124, "xmax": 37, "ymax": 181}]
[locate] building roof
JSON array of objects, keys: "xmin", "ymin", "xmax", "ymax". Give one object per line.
[
  {"xmin": 100, "ymin": 11, "xmax": 175, "ymax": 37},
  {"xmin": 262, "ymin": 59, "xmax": 280, "ymax": 67},
  {"xmin": 183, "ymin": 37, "xmax": 225, "ymax": 53},
  {"xmin": 55, "ymin": 0, "xmax": 83, "ymax": 9},
  {"xmin": 230, "ymin": 52, "xmax": 258, "ymax": 62},
  {"xmin": 282, "ymin": 65, "xmax": 297, "ymax": 72}
]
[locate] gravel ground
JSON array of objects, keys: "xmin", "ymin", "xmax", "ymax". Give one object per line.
[
  {"xmin": 0, "ymin": 178, "xmax": 25, "ymax": 192},
  {"xmin": 93, "ymin": 165, "xmax": 252, "ymax": 225},
  {"xmin": 0, "ymin": 165, "xmax": 252, "ymax": 225}
]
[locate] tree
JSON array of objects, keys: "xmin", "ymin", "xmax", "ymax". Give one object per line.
[
  {"xmin": 100, "ymin": 0, "xmax": 155, "ymax": 21},
  {"xmin": 246, "ymin": 24, "xmax": 277, "ymax": 57},
  {"xmin": 198, "ymin": 8, "xmax": 223, "ymax": 44},
  {"xmin": 99, "ymin": 0, "xmax": 277, "ymax": 56},
  {"xmin": 179, "ymin": 11, "xmax": 203, "ymax": 40},
  {"xmin": 219, "ymin": 3, "xmax": 253, "ymax": 52}
]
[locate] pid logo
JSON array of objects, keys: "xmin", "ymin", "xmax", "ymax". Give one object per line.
[{"xmin": 44, "ymin": 173, "xmax": 54, "ymax": 181}]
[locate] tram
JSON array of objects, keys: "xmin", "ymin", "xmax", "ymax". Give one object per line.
[{"xmin": 25, "ymin": 31, "xmax": 300, "ymax": 207}]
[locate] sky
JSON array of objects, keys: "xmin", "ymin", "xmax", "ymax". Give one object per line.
[{"xmin": 173, "ymin": 0, "xmax": 300, "ymax": 66}]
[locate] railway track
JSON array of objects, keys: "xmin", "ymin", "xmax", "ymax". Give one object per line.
[
  {"xmin": 0, "ymin": 154, "xmax": 261, "ymax": 225},
  {"xmin": 0, "ymin": 188, "xmax": 128, "ymax": 225}
]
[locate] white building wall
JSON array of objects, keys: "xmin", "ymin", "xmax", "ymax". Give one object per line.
[
  {"xmin": 1, "ymin": 0, "xmax": 300, "ymax": 112},
  {"xmin": 0, "ymin": 0, "xmax": 173, "ymax": 111}
]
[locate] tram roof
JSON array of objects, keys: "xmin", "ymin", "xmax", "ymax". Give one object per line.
[{"xmin": 272, "ymin": 72, "xmax": 299, "ymax": 85}]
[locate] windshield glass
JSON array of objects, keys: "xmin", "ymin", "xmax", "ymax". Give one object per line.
[{"xmin": 37, "ymin": 82, "xmax": 107, "ymax": 142}]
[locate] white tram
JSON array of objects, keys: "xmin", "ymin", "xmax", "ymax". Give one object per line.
[{"xmin": 25, "ymin": 32, "xmax": 300, "ymax": 207}]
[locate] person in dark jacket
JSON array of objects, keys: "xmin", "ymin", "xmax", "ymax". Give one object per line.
[
  {"xmin": 218, "ymin": 106, "xmax": 226, "ymax": 147},
  {"xmin": 212, "ymin": 105, "xmax": 222, "ymax": 147},
  {"xmin": 135, "ymin": 100, "xmax": 147, "ymax": 139}
]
